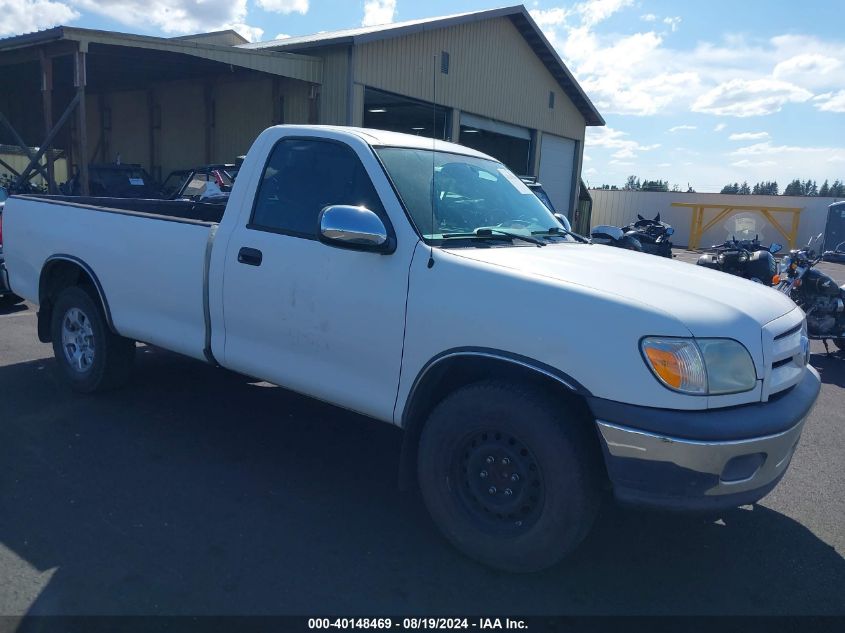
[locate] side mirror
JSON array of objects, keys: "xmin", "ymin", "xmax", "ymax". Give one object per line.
[
  {"xmin": 553, "ymin": 212, "xmax": 571, "ymax": 232},
  {"xmin": 0, "ymin": 186, "xmax": 8, "ymax": 202},
  {"xmin": 319, "ymin": 205, "xmax": 394, "ymax": 253},
  {"xmin": 769, "ymin": 243, "xmax": 782, "ymax": 254}
]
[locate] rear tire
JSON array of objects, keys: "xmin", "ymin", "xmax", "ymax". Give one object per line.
[
  {"xmin": 417, "ymin": 380, "xmax": 600, "ymax": 572},
  {"xmin": 50, "ymin": 286, "xmax": 135, "ymax": 393}
]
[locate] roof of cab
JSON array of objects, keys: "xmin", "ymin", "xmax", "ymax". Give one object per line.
[{"xmin": 271, "ymin": 125, "xmax": 497, "ymax": 161}]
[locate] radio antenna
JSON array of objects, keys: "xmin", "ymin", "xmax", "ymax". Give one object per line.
[{"xmin": 427, "ymin": 53, "xmax": 436, "ymax": 269}]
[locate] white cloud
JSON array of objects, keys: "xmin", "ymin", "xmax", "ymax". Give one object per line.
[
  {"xmin": 730, "ymin": 142, "xmax": 845, "ymax": 165},
  {"xmin": 692, "ymin": 78, "xmax": 812, "ymax": 117},
  {"xmin": 657, "ymin": 163, "xmax": 671, "ymax": 167},
  {"xmin": 228, "ymin": 23, "xmax": 263, "ymax": 42},
  {"xmin": 256, "ymin": 0, "xmax": 309, "ymax": 14},
  {"xmin": 640, "ymin": 13, "xmax": 657, "ymax": 22},
  {"xmin": 731, "ymin": 159, "xmax": 777, "ymax": 167},
  {"xmin": 663, "ymin": 16, "xmax": 681, "ymax": 32},
  {"xmin": 530, "ymin": 7, "xmax": 569, "ymax": 28},
  {"xmin": 728, "ymin": 131, "xmax": 770, "ymax": 141},
  {"xmin": 773, "ymin": 54, "xmax": 841, "ymax": 79},
  {"xmin": 0, "ymin": 0, "xmax": 79, "ymax": 36},
  {"xmin": 714, "ymin": 123, "xmax": 727, "ymax": 132},
  {"xmin": 668, "ymin": 124, "xmax": 696, "ymax": 132},
  {"xmin": 587, "ymin": 126, "xmax": 660, "ymax": 161},
  {"xmin": 73, "ymin": 0, "xmax": 264, "ymax": 37},
  {"xmin": 814, "ymin": 90, "xmax": 845, "ymax": 113},
  {"xmin": 274, "ymin": 33, "xmax": 291, "ymax": 40},
  {"xmin": 362, "ymin": 0, "xmax": 396, "ymax": 27},
  {"xmin": 576, "ymin": 0, "xmax": 634, "ymax": 27}
]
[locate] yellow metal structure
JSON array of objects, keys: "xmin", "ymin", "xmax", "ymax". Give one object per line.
[{"xmin": 672, "ymin": 202, "xmax": 804, "ymax": 250}]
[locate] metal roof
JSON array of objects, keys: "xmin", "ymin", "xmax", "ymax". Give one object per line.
[
  {"xmin": 241, "ymin": 4, "xmax": 604, "ymax": 126},
  {"xmin": 0, "ymin": 26, "xmax": 322, "ymax": 84}
]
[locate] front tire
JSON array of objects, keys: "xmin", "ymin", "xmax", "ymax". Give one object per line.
[
  {"xmin": 50, "ymin": 286, "xmax": 135, "ymax": 393},
  {"xmin": 417, "ymin": 380, "xmax": 600, "ymax": 572}
]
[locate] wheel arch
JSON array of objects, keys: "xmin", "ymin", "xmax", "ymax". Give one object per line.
[
  {"xmin": 397, "ymin": 349, "xmax": 599, "ymax": 490},
  {"xmin": 37, "ymin": 255, "xmax": 115, "ymax": 343}
]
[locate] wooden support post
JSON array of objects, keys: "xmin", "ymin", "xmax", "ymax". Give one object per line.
[
  {"xmin": 789, "ymin": 210, "xmax": 801, "ymax": 249},
  {"xmin": 204, "ymin": 83, "xmax": 213, "ymax": 164},
  {"xmin": 75, "ymin": 50, "xmax": 89, "ymax": 196},
  {"xmin": 14, "ymin": 92, "xmax": 81, "ymax": 188},
  {"xmin": 148, "ymin": 89, "xmax": 156, "ymax": 180},
  {"xmin": 0, "ymin": 111, "xmax": 49, "ymax": 181},
  {"xmin": 40, "ymin": 50, "xmax": 55, "ymax": 193}
]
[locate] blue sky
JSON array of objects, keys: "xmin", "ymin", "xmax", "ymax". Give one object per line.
[{"xmin": 5, "ymin": 0, "xmax": 844, "ymax": 191}]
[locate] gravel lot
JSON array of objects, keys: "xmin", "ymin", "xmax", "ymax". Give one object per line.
[{"xmin": 0, "ymin": 251, "xmax": 843, "ymax": 616}]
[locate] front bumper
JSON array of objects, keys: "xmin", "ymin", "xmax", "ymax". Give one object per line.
[{"xmin": 589, "ymin": 367, "xmax": 820, "ymax": 511}]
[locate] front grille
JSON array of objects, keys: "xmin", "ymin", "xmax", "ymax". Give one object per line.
[{"xmin": 763, "ymin": 312, "xmax": 806, "ymax": 400}]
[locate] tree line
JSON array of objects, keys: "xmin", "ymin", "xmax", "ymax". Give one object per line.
[
  {"xmin": 720, "ymin": 179, "xmax": 845, "ymax": 196},
  {"xmin": 595, "ymin": 176, "xmax": 696, "ymax": 192},
  {"xmin": 593, "ymin": 175, "xmax": 845, "ymax": 196}
]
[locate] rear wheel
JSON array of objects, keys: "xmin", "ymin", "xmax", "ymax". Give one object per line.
[
  {"xmin": 50, "ymin": 286, "xmax": 135, "ymax": 393},
  {"xmin": 417, "ymin": 380, "xmax": 600, "ymax": 572}
]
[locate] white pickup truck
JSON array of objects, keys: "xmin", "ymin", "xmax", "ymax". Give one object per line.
[{"xmin": 3, "ymin": 125, "xmax": 820, "ymax": 572}]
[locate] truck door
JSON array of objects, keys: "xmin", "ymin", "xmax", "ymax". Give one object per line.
[{"xmin": 220, "ymin": 136, "xmax": 415, "ymax": 422}]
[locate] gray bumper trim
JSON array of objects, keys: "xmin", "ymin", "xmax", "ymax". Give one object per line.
[{"xmin": 597, "ymin": 417, "xmax": 806, "ymax": 497}]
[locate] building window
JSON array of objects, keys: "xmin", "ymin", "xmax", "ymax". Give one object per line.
[
  {"xmin": 548, "ymin": 91, "xmax": 555, "ymax": 109},
  {"xmin": 440, "ymin": 51, "xmax": 450, "ymax": 74}
]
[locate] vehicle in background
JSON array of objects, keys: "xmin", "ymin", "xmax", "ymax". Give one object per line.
[
  {"xmin": 622, "ymin": 214, "xmax": 674, "ymax": 257},
  {"xmin": 697, "ymin": 236, "xmax": 782, "ymax": 286},
  {"xmin": 3, "ymin": 125, "xmax": 820, "ymax": 572},
  {"xmin": 161, "ymin": 164, "xmax": 236, "ymax": 202},
  {"xmin": 61, "ymin": 164, "xmax": 163, "ymax": 199},
  {"xmin": 590, "ymin": 224, "xmax": 643, "ymax": 251},
  {"xmin": 822, "ymin": 201, "xmax": 845, "ymax": 263},
  {"xmin": 778, "ymin": 233, "xmax": 845, "ymax": 353},
  {"xmin": 520, "ymin": 176, "xmax": 572, "ymax": 232}
]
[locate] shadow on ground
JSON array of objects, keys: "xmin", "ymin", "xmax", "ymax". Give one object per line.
[{"xmin": 0, "ymin": 348, "xmax": 843, "ymax": 616}]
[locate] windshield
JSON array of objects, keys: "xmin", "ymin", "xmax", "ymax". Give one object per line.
[
  {"xmin": 376, "ymin": 147, "xmax": 570, "ymax": 244},
  {"xmin": 161, "ymin": 171, "xmax": 190, "ymax": 198}
]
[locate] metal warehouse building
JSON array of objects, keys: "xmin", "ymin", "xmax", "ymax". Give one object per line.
[{"xmin": 0, "ymin": 4, "xmax": 602, "ymax": 215}]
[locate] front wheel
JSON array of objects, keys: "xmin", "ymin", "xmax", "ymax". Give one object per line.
[
  {"xmin": 50, "ymin": 286, "xmax": 135, "ymax": 393},
  {"xmin": 417, "ymin": 380, "xmax": 600, "ymax": 572}
]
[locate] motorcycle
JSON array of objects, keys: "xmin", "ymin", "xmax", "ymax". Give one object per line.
[
  {"xmin": 777, "ymin": 233, "xmax": 845, "ymax": 354},
  {"xmin": 590, "ymin": 213, "xmax": 675, "ymax": 255},
  {"xmin": 696, "ymin": 235, "xmax": 782, "ymax": 286}
]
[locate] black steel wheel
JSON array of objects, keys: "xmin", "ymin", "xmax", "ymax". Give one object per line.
[
  {"xmin": 453, "ymin": 429, "xmax": 545, "ymax": 536},
  {"xmin": 417, "ymin": 380, "xmax": 601, "ymax": 572}
]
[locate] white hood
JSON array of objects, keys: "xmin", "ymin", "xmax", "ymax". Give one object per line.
[{"xmin": 447, "ymin": 243, "xmax": 797, "ymax": 338}]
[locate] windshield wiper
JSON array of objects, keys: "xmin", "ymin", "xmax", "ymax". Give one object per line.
[
  {"xmin": 441, "ymin": 228, "xmax": 547, "ymax": 246},
  {"xmin": 532, "ymin": 227, "xmax": 591, "ymax": 244}
]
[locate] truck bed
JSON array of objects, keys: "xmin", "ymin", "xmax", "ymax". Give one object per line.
[
  {"xmin": 20, "ymin": 195, "xmax": 227, "ymax": 224},
  {"xmin": 4, "ymin": 195, "xmax": 218, "ymax": 361}
]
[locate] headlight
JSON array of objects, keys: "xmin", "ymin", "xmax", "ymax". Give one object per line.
[{"xmin": 641, "ymin": 337, "xmax": 757, "ymax": 395}]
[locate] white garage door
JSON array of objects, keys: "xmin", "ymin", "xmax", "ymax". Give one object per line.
[{"xmin": 538, "ymin": 134, "xmax": 577, "ymax": 215}]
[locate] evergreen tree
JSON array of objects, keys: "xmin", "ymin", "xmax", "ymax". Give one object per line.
[
  {"xmin": 739, "ymin": 181, "xmax": 751, "ymax": 194},
  {"xmin": 820, "ymin": 180, "xmax": 830, "ymax": 197}
]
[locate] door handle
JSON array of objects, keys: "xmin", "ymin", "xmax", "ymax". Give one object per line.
[{"xmin": 237, "ymin": 247, "xmax": 263, "ymax": 266}]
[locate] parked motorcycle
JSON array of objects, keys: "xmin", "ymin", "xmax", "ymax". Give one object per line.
[
  {"xmin": 590, "ymin": 213, "xmax": 674, "ymax": 255},
  {"xmin": 696, "ymin": 235, "xmax": 782, "ymax": 286},
  {"xmin": 777, "ymin": 234, "xmax": 845, "ymax": 354}
]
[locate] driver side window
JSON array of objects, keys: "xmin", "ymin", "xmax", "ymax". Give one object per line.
[{"xmin": 250, "ymin": 138, "xmax": 385, "ymax": 239}]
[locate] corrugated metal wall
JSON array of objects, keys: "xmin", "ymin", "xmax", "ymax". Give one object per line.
[
  {"xmin": 353, "ymin": 17, "xmax": 586, "ymax": 141},
  {"xmin": 318, "ymin": 46, "xmax": 349, "ymax": 125},
  {"xmin": 100, "ymin": 74, "xmax": 312, "ymax": 178},
  {"xmin": 589, "ymin": 190, "xmax": 845, "ymax": 248}
]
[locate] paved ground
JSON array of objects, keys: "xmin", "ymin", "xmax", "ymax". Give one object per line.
[{"xmin": 0, "ymin": 255, "xmax": 843, "ymax": 616}]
